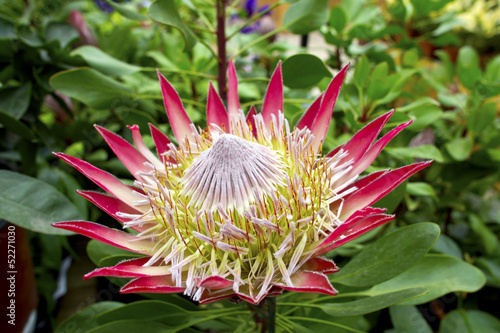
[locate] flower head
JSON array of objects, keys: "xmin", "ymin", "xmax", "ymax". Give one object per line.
[{"xmin": 53, "ymin": 61, "xmax": 430, "ymax": 304}]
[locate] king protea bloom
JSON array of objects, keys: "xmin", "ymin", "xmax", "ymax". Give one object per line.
[{"xmin": 53, "ymin": 61, "xmax": 430, "ymax": 304}]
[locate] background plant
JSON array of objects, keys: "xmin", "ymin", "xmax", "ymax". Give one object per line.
[{"xmin": 0, "ymin": 0, "xmax": 498, "ymax": 332}]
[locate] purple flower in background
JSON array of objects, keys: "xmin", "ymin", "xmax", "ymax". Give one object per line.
[
  {"xmin": 232, "ymin": 0, "xmax": 273, "ymax": 34},
  {"xmin": 94, "ymin": 0, "xmax": 114, "ymax": 13}
]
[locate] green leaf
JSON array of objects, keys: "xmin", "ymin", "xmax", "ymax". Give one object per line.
[
  {"xmin": 475, "ymin": 258, "xmax": 500, "ymax": 287},
  {"xmin": 444, "ymin": 137, "xmax": 473, "ymax": 161},
  {"xmin": 353, "ymin": 55, "xmax": 370, "ymax": 90},
  {"xmin": 440, "ymin": 310, "xmax": 500, "ymax": 333},
  {"xmin": 469, "ymin": 214, "xmax": 498, "ymax": 255},
  {"xmin": 332, "ymin": 223, "xmax": 440, "ymax": 287},
  {"xmin": 390, "ymin": 305, "xmax": 432, "ymax": 333},
  {"xmin": 0, "ymin": 170, "xmax": 82, "ymax": 235},
  {"xmin": 403, "ymin": 48, "xmax": 419, "ymax": 67},
  {"xmin": 50, "ymin": 68, "xmax": 134, "ymax": 110},
  {"xmin": 97, "ymin": 300, "xmax": 191, "ymax": 325},
  {"xmin": 316, "ymin": 288, "xmax": 427, "ymax": 317},
  {"xmin": 55, "ymin": 302, "xmax": 124, "ymax": 333},
  {"xmin": 283, "ymin": 0, "xmax": 329, "ymax": 35},
  {"xmin": 367, "ymin": 254, "xmax": 486, "ymax": 305},
  {"xmin": 456, "ymin": 46, "xmax": 482, "ymax": 89},
  {"xmin": 71, "ymin": 46, "xmax": 141, "ymax": 76},
  {"xmin": 467, "ymin": 102, "xmax": 496, "ymax": 135},
  {"xmin": 148, "ymin": 0, "xmax": 196, "ymax": 51},
  {"xmin": 0, "ymin": 110, "xmax": 35, "ymax": 139},
  {"xmin": 88, "ymin": 320, "xmax": 170, "ymax": 333},
  {"xmin": 283, "ymin": 54, "xmax": 332, "ymax": 89},
  {"xmin": 406, "ymin": 182, "xmax": 437, "ymax": 199},
  {"xmin": 105, "ymin": 0, "xmax": 149, "ymax": 21},
  {"xmin": 408, "ymin": 105, "xmax": 443, "ymax": 131},
  {"xmin": 329, "ymin": 6, "xmax": 347, "ymax": 33},
  {"xmin": 484, "ymin": 55, "xmax": 500, "ymax": 83},
  {"xmin": 0, "ymin": 83, "xmax": 31, "ymax": 119},
  {"xmin": 431, "ymin": 234, "xmax": 462, "ymax": 259},
  {"xmin": 45, "ymin": 22, "xmax": 79, "ymax": 49},
  {"xmin": 385, "ymin": 145, "xmax": 444, "ymax": 163},
  {"xmin": 87, "ymin": 239, "xmax": 136, "ymax": 267}
]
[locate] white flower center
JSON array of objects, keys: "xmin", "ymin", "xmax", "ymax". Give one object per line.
[{"xmin": 180, "ymin": 133, "xmax": 285, "ymax": 211}]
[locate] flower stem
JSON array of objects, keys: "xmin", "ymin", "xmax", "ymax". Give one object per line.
[
  {"xmin": 266, "ymin": 297, "xmax": 277, "ymax": 333},
  {"xmin": 216, "ymin": 0, "xmax": 228, "ymax": 102}
]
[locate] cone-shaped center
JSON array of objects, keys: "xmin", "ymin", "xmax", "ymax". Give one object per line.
[{"xmin": 180, "ymin": 134, "xmax": 285, "ymax": 211}]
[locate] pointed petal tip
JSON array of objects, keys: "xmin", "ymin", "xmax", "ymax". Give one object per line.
[{"xmin": 127, "ymin": 124, "xmax": 139, "ymax": 130}]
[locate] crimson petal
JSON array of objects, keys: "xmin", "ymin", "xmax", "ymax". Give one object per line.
[
  {"xmin": 157, "ymin": 70, "xmax": 193, "ymax": 145},
  {"xmin": 95, "ymin": 125, "xmax": 151, "ymax": 181},
  {"xmin": 54, "ymin": 153, "xmax": 142, "ymax": 209},
  {"xmin": 301, "ymin": 257, "xmax": 339, "ymax": 274},
  {"xmin": 275, "ymin": 271, "xmax": 337, "ymax": 296},
  {"xmin": 52, "ymin": 221, "xmax": 156, "ymax": 254},
  {"xmin": 227, "ymin": 60, "xmax": 240, "ymax": 117},
  {"xmin": 121, "ymin": 275, "xmax": 185, "ymax": 294},
  {"xmin": 340, "ymin": 161, "xmax": 432, "ymax": 219},
  {"xmin": 206, "ymin": 82, "xmax": 229, "ymax": 132},
  {"xmin": 310, "ymin": 64, "xmax": 349, "ymax": 151},
  {"xmin": 84, "ymin": 257, "xmax": 171, "ymax": 279},
  {"xmin": 261, "ymin": 61, "xmax": 283, "ymax": 132}
]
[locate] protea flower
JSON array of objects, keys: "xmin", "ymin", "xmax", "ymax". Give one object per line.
[{"xmin": 53, "ymin": 61, "xmax": 430, "ymax": 305}]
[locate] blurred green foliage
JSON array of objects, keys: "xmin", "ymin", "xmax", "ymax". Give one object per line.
[{"xmin": 0, "ymin": 0, "xmax": 499, "ymax": 332}]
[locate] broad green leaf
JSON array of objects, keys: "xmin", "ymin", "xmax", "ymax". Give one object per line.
[
  {"xmin": 484, "ymin": 55, "xmax": 500, "ymax": 83},
  {"xmin": 87, "ymin": 239, "xmax": 136, "ymax": 267},
  {"xmin": 332, "ymin": 223, "xmax": 440, "ymax": 287},
  {"xmin": 440, "ymin": 310, "xmax": 500, "ymax": 333},
  {"xmin": 97, "ymin": 300, "xmax": 191, "ymax": 325},
  {"xmin": 283, "ymin": 0, "xmax": 329, "ymax": 35},
  {"xmin": 367, "ymin": 254, "xmax": 486, "ymax": 305},
  {"xmin": 0, "ymin": 170, "xmax": 82, "ymax": 235},
  {"xmin": 105, "ymin": 0, "xmax": 149, "ymax": 21},
  {"xmin": 50, "ymin": 68, "xmax": 134, "ymax": 110},
  {"xmin": 408, "ymin": 105, "xmax": 443, "ymax": 131},
  {"xmin": 283, "ymin": 54, "xmax": 332, "ymax": 89},
  {"xmin": 467, "ymin": 103, "xmax": 496, "ymax": 135},
  {"xmin": 367, "ymin": 78, "xmax": 391, "ymax": 100},
  {"xmin": 389, "ymin": 305, "xmax": 432, "ymax": 333},
  {"xmin": 0, "ymin": 110, "xmax": 35, "ymax": 139},
  {"xmin": 148, "ymin": 0, "xmax": 196, "ymax": 51},
  {"xmin": 431, "ymin": 234, "xmax": 462, "ymax": 259},
  {"xmin": 71, "ymin": 46, "xmax": 141, "ymax": 76},
  {"xmin": 0, "ymin": 83, "xmax": 31, "ymax": 119},
  {"xmin": 55, "ymin": 302, "xmax": 123, "ymax": 333},
  {"xmin": 444, "ymin": 137, "xmax": 473, "ymax": 161},
  {"xmin": 456, "ymin": 46, "xmax": 482, "ymax": 89},
  {"xmin": 403, "ymin": 48, "xmax": 419, "ymax": 67},
  {"xmin": 315, "ymin": 288, "xmax": 427, "ymax": 317},
  {"xmin": 385, "ymin": 145, "xmax": 444, "ymax": 163},
  {"xmin": 475, "ymin": 258, "xmax": 500, "ymax": 287},
  {"xmin": 469, "ymin": 214, "xmax": 498, "ymax": 255},
  {"xmin": 353, "ymin": 55, "xmax": 370, "ymax": 90},
  {"xmin": 88, "ymin": 320, "xmax": 170, "ymax": 333},
  {"xmin": 407, "ymin": 182, "xmax": 437, "ymax": 199},
  {"xmin": 45, "ymin": 22, "xmax": 79, "ymax": 49},
  {"xmin": 329, "ymin": 6, "xmax": 347, "ymax": 33}
]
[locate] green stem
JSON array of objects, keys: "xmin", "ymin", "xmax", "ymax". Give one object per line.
[{"xmin": 266, "ymin": 297, "xmax": 276, "ymax": 333}]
